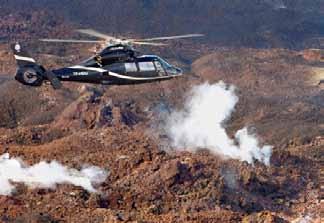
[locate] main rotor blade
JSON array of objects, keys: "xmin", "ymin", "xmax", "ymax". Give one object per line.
[
  {"xmin": 133, "ymin": 34, "xmax": 205, "ymax": 42},
  {"xmin": 76, "ymin": 29, "xmax": 117, "ymax": 41},
  {"xmin": 132, "ymin": 41, "xmax": 168, "ymax": 46},
  {"xmin": 40, "ymin": 38, "xmax": 103, "ymax": 43}
]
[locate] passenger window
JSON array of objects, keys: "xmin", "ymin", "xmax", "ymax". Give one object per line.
[
  {"xmin": 125, "ymin": 63, "xmax": 138, "ymax": 72},
  {"xmin": 138, "ymin": 62, "xmax": 155, "ymax": 71}
]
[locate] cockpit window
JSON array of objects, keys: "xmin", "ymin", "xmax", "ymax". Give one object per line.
[
  {"xmin": 138, "ymin": 62, "xmax": 155, "ymax": 71},
  {"xmin": 155, "ymin": 56, "xmax": 180, "ymax": 75},
  {"xmin": 156, "ymin": 57, "xmax": 173, "ymax": 69}
]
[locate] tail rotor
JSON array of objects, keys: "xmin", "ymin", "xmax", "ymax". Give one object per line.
[{"xmin": 11, "ymin": 43, "xmax": 61, "ymax": 89}]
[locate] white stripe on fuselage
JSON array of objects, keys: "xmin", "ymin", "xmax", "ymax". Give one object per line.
[
  {"xmin": 108, "ymin": 71, "xmax": 173, "ymax": 80},
  {"xmin": 14, "ymin": 55, "xmax": 36, "ymax": 63},
  {"xmin": 69, "ymin": 65, "xmax": 176, "ymax": 81},
  {"xmin": 69, "ymin": 65, "xmax": 107, "ymax": 73}
]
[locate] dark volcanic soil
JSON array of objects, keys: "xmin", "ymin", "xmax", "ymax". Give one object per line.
[{"xmin": 0, "ymin": 47, "xmax": 322, "ymax": 222}]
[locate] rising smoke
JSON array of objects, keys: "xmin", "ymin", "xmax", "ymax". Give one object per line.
[
  {"xmin": 0, "ymin": 153, "xmax": 108, "ymax": 196},
  {"xmin": 166, "ymin": 82, "xmax": 272, "ymax": 165}
]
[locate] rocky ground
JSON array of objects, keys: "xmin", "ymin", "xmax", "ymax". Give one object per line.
[{"xmin": 0, "ymin": 8, "xmax": 323, "ymax": 223}]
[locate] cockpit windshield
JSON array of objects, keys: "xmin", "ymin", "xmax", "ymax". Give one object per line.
[{"xmin": 156, "ymin": 57, "xmax": 173, "ymax": 69}]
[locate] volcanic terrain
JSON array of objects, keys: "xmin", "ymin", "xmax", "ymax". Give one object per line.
[{"xmin": 0, "ymin": 2, "xmax": 323, "ymax": 222}]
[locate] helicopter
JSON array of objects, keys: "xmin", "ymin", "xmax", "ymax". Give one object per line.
[{"xmin": 11, "ymin": 29, "xmax": 204, "ymax": 89}]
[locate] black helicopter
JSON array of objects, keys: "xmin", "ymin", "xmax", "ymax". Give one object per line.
[{"xmin": 11, "ymin": 29, "xmax": 204, "ymax": 89}]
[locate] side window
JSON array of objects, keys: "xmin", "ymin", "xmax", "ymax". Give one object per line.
[
  {"xmin": 125, "ymin": 63, "xmax": 138, "ymax": 72},
  {"xmin": 138, "ymin": 62, "xmax": 156, "ymax": 71},
  {"xmin": 154, "ymin": 61, "xmax": 166, "ymax": 76},
  {"xmin": 154, "ymin": 61, "xmax": 163, "ymax": 70}
]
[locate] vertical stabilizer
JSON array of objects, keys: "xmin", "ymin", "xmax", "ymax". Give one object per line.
[{"xmin": 11, "ymin": 43, "xmax": 37, "ymax": 67}]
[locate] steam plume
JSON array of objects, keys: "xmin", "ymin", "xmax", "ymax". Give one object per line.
[
  {"xmin": 0, "ymin": 153, "xmax": 107, "ymax": 196},
  {"xmin": 166, "ymin": 82, "xmax": 272, "ymax": 165}
]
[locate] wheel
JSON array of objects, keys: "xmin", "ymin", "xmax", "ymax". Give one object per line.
[{"xmin": 15, "ymin": 67, "xmax": 43, "ymax": 86}]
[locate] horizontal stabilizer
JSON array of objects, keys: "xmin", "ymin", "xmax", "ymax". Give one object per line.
[{"xmin": 45, "ymin": 71, "xmax": 62, "ymax": 89}]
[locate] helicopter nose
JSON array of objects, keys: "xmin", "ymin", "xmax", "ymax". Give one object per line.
[
  {"xmin": 174, "ymin": 67, "xmax": 183, "ymax": 75},
  {"xmin": 172, "ymin": 67, "xmax": 183, "ymax": 75},
  {"xmin": 166, "ymin": 66, "xmax": 183, "ymax": 76}
]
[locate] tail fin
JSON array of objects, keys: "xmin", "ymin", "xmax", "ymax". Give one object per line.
[
  {"xmin": 11, "ymin": 43, "xmax": 62, "ymax": 89},
  {"xmin": 11, "ymin": 43, "xmax": 38, "ymax": 68}
]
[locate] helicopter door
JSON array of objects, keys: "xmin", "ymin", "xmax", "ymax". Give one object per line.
[
  {"xmin": 154, "ymin": 61, "xmax": 166, "ymax": 76},
  {"xmin": 138, "ymin": 62, "xmax": 155, "ymax": 72},
  {"xmin": 125, "ymin": 62, "xmax": 138, "ymax": 73},
  {"xmin": 137, "ymin": 62, "xmax": 157, "ymax": 77}
]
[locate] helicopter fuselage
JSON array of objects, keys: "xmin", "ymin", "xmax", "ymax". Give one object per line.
[
  {"xmin": 12, "ymin": 43, "xmax": 183, "ymax": 89},
  {"xmin": 53, "ymin": 53, "xmax": 183, "ymax": 85}
]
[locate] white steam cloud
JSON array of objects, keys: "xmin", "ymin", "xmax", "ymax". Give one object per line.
[
  {"xmin": 166, "ymin": 82, "xmax": 272, "ymax": 165},
  {"xmin": 0, "ymin": 153, "xmax": 108, "ymax": 196}
]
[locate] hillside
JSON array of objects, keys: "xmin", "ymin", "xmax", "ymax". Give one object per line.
[{"xmin": 1, "ymin": 0, "xmax": 324, "ymax": 48}]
